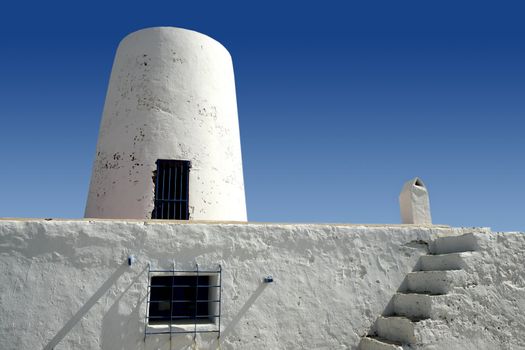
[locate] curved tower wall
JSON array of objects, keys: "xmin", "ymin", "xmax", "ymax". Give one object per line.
[{"xmin": 85, "ymin": 27, "xmax": 247, "ymax": 221}]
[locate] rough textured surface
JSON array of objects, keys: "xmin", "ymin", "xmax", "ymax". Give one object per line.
[
  {"xmin": 85, "ymin": 27, "xmax": 247, "ymax": 221},
  {"xmin": 0, "ymin": 220, "xmax": 523, "ymax": 349},
  {"xmin": 407, "ymin": 231, "xmax": 525, "ymax": 350},
  {"xmin": 361, "ymin": 231, "xmax": 525, "ymax": 350}
]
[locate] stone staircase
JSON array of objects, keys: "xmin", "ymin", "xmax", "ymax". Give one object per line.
[{"xmin": 359, "ymin": 233, "xmax": 479, "ymax": 350}]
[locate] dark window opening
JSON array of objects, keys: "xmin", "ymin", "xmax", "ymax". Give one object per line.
[
  {"xmin": 148, "ymin": 275, "xmax": 218, "ymax": 325},
  {"xmin": 152, "ymin": 159, "xmax": 190, "ymax": 220}
]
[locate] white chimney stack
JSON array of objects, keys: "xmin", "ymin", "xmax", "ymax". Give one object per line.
[{"xmin": 399, "ymin": 177, "xmax": 432, "ymax": 225}]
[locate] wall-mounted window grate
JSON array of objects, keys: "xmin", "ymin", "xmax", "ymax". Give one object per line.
[
  {"xmin": 152, "ymin": 159, "xmax": 190, "ymax": 220},
  {"xmin": 144, "ymin": 264, "xmax": 222, "ymax": 341},
  {"xmin": 148, "ymin": 275, "xmax": 213, "ymax": 324}
]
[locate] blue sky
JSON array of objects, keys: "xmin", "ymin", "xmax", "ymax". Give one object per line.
[{"xmin": 0, "ymin": 1, "xmax": 523, "ymax": 231}]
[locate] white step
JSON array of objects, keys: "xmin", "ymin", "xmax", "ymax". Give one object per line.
[
  {"xmin": 406, "ymin": 270, "xmax": 467, "ymax": 294},
  {"xmin": 430, "ymin": 233, "xmax": 479, "ymax": 254},
  {"xmin": 376, "ymin": 316, "xmax": 415, "ymax": 344},
  {"xmin": 419, "ymin": 252, "xmax": 473, "ymax": 271},
  {"xmin": 393, "ymin": 292, "xmax": 465, "ymax": 320},
  {"xmin": 359, "ymin": 336, "xmax": 403, "ymax": 350},
  {"xmin": 393, "ymin": 293, "xmax": 433, "ymax": 319}
]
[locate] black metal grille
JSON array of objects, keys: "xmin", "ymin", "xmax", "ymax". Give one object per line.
[
  {"xmin": 152, "ymin": 160, "xmax": 190, "ymax": 220},
  {"xmin": 144, "ymin": 265, "xmax": 222, "ymax": 341},
  {"xmin": 148, "ymin": 276, "xmax": 214, "ymax": 324}
]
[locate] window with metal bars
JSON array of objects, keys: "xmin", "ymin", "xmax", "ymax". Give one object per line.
[
  {"xmin": 144, "ymin": 265, "xmax": 222, "ymax": 340},
  {"xmin": 152, "ymin": 159, "xmax": 190, "ymax": 220},
  {"xmin": 148, "ymin": 275, "xmax": 219, "ymax": 325}
]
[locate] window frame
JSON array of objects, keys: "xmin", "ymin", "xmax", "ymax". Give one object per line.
[
  {"xmin": 147, "ymin": 273, "xmax": 219, "ymax": 326},
  {"xmin": 152, "ymin": 159, "xmax": 190, "ymax": 220},
  {"xmin": 144, "ymin": 265, "xmax": 222, "ymax": 339}
]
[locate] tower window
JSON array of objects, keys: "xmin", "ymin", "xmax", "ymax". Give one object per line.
[
  {"xmin": 148, "ymin": 275, "xmax": 219, "ymax": 325},
  {"xmin": 152, "ymin": 159, "xmax": 190, "ymax": 220}
]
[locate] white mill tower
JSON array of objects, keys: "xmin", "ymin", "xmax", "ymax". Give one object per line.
[{"xmin": 85, "ymin": 27, "xmax": 247, "ymax": 221}]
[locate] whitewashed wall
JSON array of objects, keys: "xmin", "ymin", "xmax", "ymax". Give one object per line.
[
  {"xmin": 85, "ymin": 27, "xmax": 246, "ymax": 221},
  {"xmin": 413, "ymin": 231, "xmax": 525, "ymax": 349},
  {"xmin": 0, "ymin": 220, "xmax": 523, "ymax": 349}
]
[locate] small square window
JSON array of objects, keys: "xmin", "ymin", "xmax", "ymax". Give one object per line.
[{"xmin": 148, "ymin": 274, "xmax": 219, "ymax": 325}]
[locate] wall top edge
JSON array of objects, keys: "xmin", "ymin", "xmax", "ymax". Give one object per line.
[{"xmin": 0, "ymin": 217, "xmax": 457, "ymax": 228}]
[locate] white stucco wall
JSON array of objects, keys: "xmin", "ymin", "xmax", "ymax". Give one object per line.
[
  {"xmin": 409, "ymin": 231, "xmax": 525, "ymax": 350},
  {"xmin": 85, "ymin": 27, "xmax": 246, "ymax": 221},
  {"xmin": 0, "ymin": 220, "xmax": 523, "ymax": 350}
]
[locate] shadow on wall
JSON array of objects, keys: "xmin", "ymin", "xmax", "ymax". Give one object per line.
[
  {"xmin": 220, "ymin": 282, "xmax": 269, "ymax": 344},
  {"xmin": 360, "ymin": 240, "xmax": 429, "ymax": 340},
  {"xmin": 141, "ymin": 280, "xmax": 270, "ymax": 350},
  {"xmin": 100, "ymin": 266, "xmax": 148, "ymax": 350},
  {"xmin": 44, "ymin": 262, "xmax": 270, "ymax": 350},
  {"xmin": 44, "ymin": 262, "xmax": 131, "ymax": 350}
]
